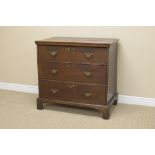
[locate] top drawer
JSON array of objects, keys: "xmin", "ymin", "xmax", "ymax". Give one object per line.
[{"xmin": 37, "ymin": 45, "xmax": 108, "ymax": 64}]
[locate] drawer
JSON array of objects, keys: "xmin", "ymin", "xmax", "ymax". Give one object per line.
[
  {"xmin": 39, "ymin": 80, "xmax": 106, "ymax": 105},
  {"xmin": 38, "ymin": 62, "xmax": 107, "ymax": 84},
  {"xmin": 38, "ymin": 45, "xmax": 108, "ymax": 64}
]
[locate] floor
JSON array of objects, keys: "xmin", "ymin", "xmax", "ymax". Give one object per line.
[{"xmin": 0, "ymin": 90, "xmax": 155, "ymax": 129}]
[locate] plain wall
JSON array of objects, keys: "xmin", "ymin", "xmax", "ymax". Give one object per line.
[{"xmin": 0, "ymin": 26, "xmax": 155, "ymax": 98}]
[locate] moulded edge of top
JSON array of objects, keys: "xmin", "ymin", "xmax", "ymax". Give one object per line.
[{"xmin": 35, "ymin": 37, "xmax": 119, "ymax": 48}]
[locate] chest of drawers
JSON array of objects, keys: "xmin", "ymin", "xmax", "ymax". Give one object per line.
[{"xmin": 35, "ymin": 37, "xmax": 118, "ymax": 119}]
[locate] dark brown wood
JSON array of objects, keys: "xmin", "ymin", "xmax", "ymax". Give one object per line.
[
  {"xmin": 38, "ymin": 61, "xmax": 107, "ymax": 84},
  {"xmin": 101, "ymin": 108, "xmax": 110, "ymax": 119},
  {"xmin": 37, "ymin": 97, "xmax": 108, "ymax": 109},
  {"xmin": 37, "ymin": 45, "xmax": 108, "ymax": 64},
  {"xmin": 37, "ymin": 97, "xmax": 44, "ymax": 110},
  {"xmin": 113, "ymin": 99, "xmax": 118, "ymax": 105},
  {"xmin": 36, "ymin": 37, "xmax": 119, "ymax": 119},
  {"xmin": 39, "ymin": 80, "xmax": 106, "ymax": 105},
  {"xmin": 106, "ymin": 42, "xmax": 118, "ymax": 103}
]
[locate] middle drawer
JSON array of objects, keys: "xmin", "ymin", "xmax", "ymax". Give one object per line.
[{"xmin": 38, "ymin": 61, "xmax": 107, "ymax": 84}]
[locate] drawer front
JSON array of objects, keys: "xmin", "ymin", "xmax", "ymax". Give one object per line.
[
  {"xmin": 38, "ymin": 62, "xmax": 107, "ymax": 84},
  {"xmin": 38, "ymin": 45, "xmax": 108, "ymax": 64},
  {"xmin": 39, "ymin": 80, "xmax": 106, "ymax": 105}
]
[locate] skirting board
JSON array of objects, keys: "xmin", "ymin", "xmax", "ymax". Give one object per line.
[
  {"xmin": 0, "ymin": 82, "xmax": 38, "ymax": 94},
  {"xmin": 0, "ymin": 82, "xmax": 155, "ymax": 107}
]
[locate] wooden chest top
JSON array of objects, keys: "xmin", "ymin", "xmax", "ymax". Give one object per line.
[{"xmin": 35, "ymin": 37, "xmax": 118, "ymax": 47}]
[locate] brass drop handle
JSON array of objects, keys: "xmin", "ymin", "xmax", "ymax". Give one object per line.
[
  {"xmin": 83, "ymin": 92, "xmax": 92, "ymax": 98},
  {"xmin": 66, "ymin": 47, "xmax": 71, "ymax": 52},
  {"xmin": 50, "ymin": 69, "xmax": 58, "ymax": 75},
  {"xmin": 83, "ymin": 71, "xmax": 92, "ymax": 77},
  {"xmin": 49, "ymin": 51, "xmax": 58, "ymax": 56},
  {"xmin": 50, "ymin": 89, "xmax": 58, "ymax": 94},
  {"xmin": 66, "ymin": 84, "xmax": 75, "ymax": 89},
  {"xmin": 66, "ymin": 47, "xmax": 74, "ymax": 53},
  {"xmin": 84, "ymin": 52, "xmax": 94, "ymax": 59}
]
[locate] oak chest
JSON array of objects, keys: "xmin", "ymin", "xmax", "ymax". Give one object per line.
[{"xmin": 35, "ymin": 37, "xmax": 118, "ymax": 119}]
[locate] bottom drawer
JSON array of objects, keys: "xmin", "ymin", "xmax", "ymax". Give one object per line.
[{"xmin": 39, "ymin": 80, "xmax": 106, "ymax": 105}]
